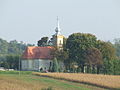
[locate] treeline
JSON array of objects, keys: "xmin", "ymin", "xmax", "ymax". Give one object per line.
[
  {"xmin": 0, "ymin": 38, "xmax": 34, "ymax": 69},
  {"xmin": 52, "ymin": 33, "xmax": 120, "ymax": 75}
]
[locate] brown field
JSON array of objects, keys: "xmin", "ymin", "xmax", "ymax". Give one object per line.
[
  {"xmin": 0, "ymin": 74, "xmax": 46, "ymax": 90},
  {"xmin": 1, "ymin": 72, "xmax": 104, "ymax": 90},
  {"xmin": 33, "ymin": 72, "xmax": 120, "ymax": 89}
]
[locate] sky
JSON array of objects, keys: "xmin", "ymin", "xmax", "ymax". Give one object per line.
[{"xmin": 0, "ymin": 0, "xmax": 120, "ymax": 45}]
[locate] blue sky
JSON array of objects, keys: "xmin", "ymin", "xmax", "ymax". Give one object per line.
[{"xmin": 0, "ymin": 0, "xmax": 120, "ymax": 45}]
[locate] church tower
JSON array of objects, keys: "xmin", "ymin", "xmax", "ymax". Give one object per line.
[{"xmin": 52, "ymin": 17, "xmax": 64, "ymax": 49}]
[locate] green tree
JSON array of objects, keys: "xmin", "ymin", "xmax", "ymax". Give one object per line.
[
  {"xmin": 96, "ymin": 40, "xmax": 116, "ymax": 60},
  {"xmin": 66, "ymin": 33, "xmax": 97, "ymax": 73},
  {"xmin": 63, "ymin": 37, "xmax": 67, "ymax": 49},
  {"xmin": 0, "ymin": 38, "xmax": 34, "ymax": 69},
  {"xmin": 112, "ymin": 59, "xmax": 120, "ymax": 75},
  {"xmin": 114, "ymin": 38, "xmax": 120, "ymax": 58},
  {"xmin": 5, "ymin": 55, "xmax": 20, "ymax": 70},
  {"xmin": 37, "ymin": 37, "xmax": 48, "ymax": 46},
  {"xmin": 51, "ymin": 48, "xmax": 68, "ymax": 61},
  {"xmin": 52, "ymin": 58, "xmax": 59, "ymax": 72},
  {"xmin": 0, "ymin": 38, "xmax": 9, "ymax": 54},
  {"xmin": 96, "ymin": 40, "xmax": 116, "ymax": 74},
  {"xmin": 84, "ymin": 48, "xmax": 103, "ymax": 74}
]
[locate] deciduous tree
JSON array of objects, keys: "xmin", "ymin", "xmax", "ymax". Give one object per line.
[
  {"xmin": 66, "ymin": 33, "xmax": 97, "ymax": 73},
  {"xmin": 37, "ymin": 37, "xmax": 48, "ymax": 46}
]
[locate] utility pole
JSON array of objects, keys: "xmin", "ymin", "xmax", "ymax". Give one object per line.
[{"xmin": 19, "ymin": 55, "xmax": 21, "ymax": 76}]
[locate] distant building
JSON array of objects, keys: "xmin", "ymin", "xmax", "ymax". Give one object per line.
[
  {"xmin": 0, "ymin": 67, "xmax": 5, "ymax": 71},
  {"xmin": 21, "ymin": 46, "xmax": 53, "ymax": 71},
  {"xmin": 21, "ymin": 18, "xmax": 64, "ymax": 71}
]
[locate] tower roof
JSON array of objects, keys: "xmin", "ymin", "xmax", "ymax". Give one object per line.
[{"xmin": 55, "ymin": 17, "xmax": 61, "ymax": 35}]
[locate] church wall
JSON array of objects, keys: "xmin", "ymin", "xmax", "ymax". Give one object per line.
[
  {"xmin": 38, "ymin": 59, "xmax": 52, "ymax": 71},
  {"xmin": 21, "ymin": 60, "xmax": 39, "ymax": 71},
  {"xmin": 21, "ymin": 59, "xmax": 52, "ymax": 71}
]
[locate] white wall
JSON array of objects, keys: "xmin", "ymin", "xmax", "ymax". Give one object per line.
[{"xmin": 21, "ymin": 59, "xmax": 52, "ymax": 71}]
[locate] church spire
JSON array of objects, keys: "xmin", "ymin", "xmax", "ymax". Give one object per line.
[
  {"xmin": 55, "ymin": 16, "xmax": 61, "ymax": 35},
  {"xmin": 52, "ymin": 17, "xmax": 64, "ymax": 49}
]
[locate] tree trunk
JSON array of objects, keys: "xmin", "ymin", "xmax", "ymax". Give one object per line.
[
  {"xmin": 86, "ymin": 65, "xmax": 90, "ymax": 73},
  {"xmin": 92, "ymin": 65, "xmax": 95, "ymax": 73},
  {"xmin": 97, "ymin": 66, "xmax": 100, "ymax": 74},
  {"xmin": 81, "ymin": 65, "xmax": 85, "ymax": 73}
]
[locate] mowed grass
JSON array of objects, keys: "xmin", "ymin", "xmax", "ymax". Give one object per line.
[
  {"xmin": 0, "ymin": 71, "xmax": 105, "ymax": 90},
  {"xmin": 33, "ymin": 72, "xmax": 120, "ymax": 90}
]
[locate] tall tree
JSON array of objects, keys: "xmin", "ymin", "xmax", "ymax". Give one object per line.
[
  {"xmin": 0, "ymin": 38, "xmax": 8, "ymax": 54},
  {"xmin": 114, "ymin": 38, "xmax": 120, "ymax": 58},
  {"xmin": 66, "ymin": 33, "xmax": 97, "ymax": 73},
  {"xmin": 84, "ymin": 48, "xmax": 103, "ymax": 74},
  {"xmin": 0, "ymin": 38, "xmax": 34, "ymax": 68},
  {"xmin": 51, "ymin": 47, "xmax": 68, "ymax": 62},
  {"xmin": 96, "ymin": 40, "xmax": 116, "ymax": 74},
  {"xmin": 52, "ymin": 58, "xmax": 59, "ymax": 72},
  {"xmin": 96, "ymin": 40, "xmax": 116, "ymax": 60},
  {"xmin": 4, "ymin": 55, "xmax": 20, "ymax": 69}
]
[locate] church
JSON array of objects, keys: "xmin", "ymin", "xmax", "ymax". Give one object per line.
[{"xmin": 21, "ymin": 18, "xmax": 64, "ymax": 71}]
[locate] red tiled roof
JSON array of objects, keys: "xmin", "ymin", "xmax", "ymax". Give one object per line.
[{"xmin": 22, "ymin": 46, "xmax": 54, "ymax": 60}]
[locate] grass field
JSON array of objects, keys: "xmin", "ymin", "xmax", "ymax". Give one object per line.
[
  {"xmin": 0, "ymin": 71, "xmax": 107, "ymax": 90},
  {"xmin": 33, "ymin": 72, "xmax": 120, "ymax": 90}
]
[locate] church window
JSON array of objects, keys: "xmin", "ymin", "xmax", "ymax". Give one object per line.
[{"xmin": 59, "ymin": 40, "xmax": 62, "ymax": 45}]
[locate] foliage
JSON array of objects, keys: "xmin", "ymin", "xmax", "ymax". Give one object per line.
[
  {"xmin": 5, "ymin": 55, "xmax": 20, "ymax": 69},
  {"xmin": 63, "ymin": 37, "xmax": 67, "ymax": 49},
  {"xmin": 50, "ymin": 45, "xmax": 69, "ymax": 72},
  {"xmin": 66, "ymin": 33, "xmax": 97, "ymax": 72},
  {"xmin": 0, "ymin": 38, "xmax": 8, "ymax": 54},
  {"xmin": 0, "ymin": 38, "xmax": 33, "ymax": 69},
  {"xmin": 96, "ymin": 40, "xmax": 116, "ymax": 60},
  {"xmin": 114, "ymin": 38, "xmax": 120, "ymax": 58},
  {"xmin": 0, "ymin": 33, "xmax": 120, "ymax": 75},
  {"xmin": 51, "ymin": 48, "xmax": 68, "ymax": 62},
  {"xmin": 0, "ymin": 39, "xmax": 33, "ymax": 55},
  {"xmin": 96, "ymin": 40, "xmax": 117, "ymax": 74},
  {"xmin": 102, "ymin": 59, "xmax": 120, "ymax": 75},
  {"xmin": 84, "ymin": 48, "xmax": 103, "ymax": 74},
  {"xmin": 84, "ymin": 48, "xmax": 103, "ymax": 66},
  {"xmin": 37, "ymin": 37, "xmax": 48, "ymax": 46},
  {"xmin": 112, "ymin": 59, "xmax": 120, "ymax": 75},
  {"xmin": 64, "ymin": 33, "xmax": 119, "ymax": 75},
  {"xmin": 52, "ymin": 58, "xmax": 59, "ymax": 72}
]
